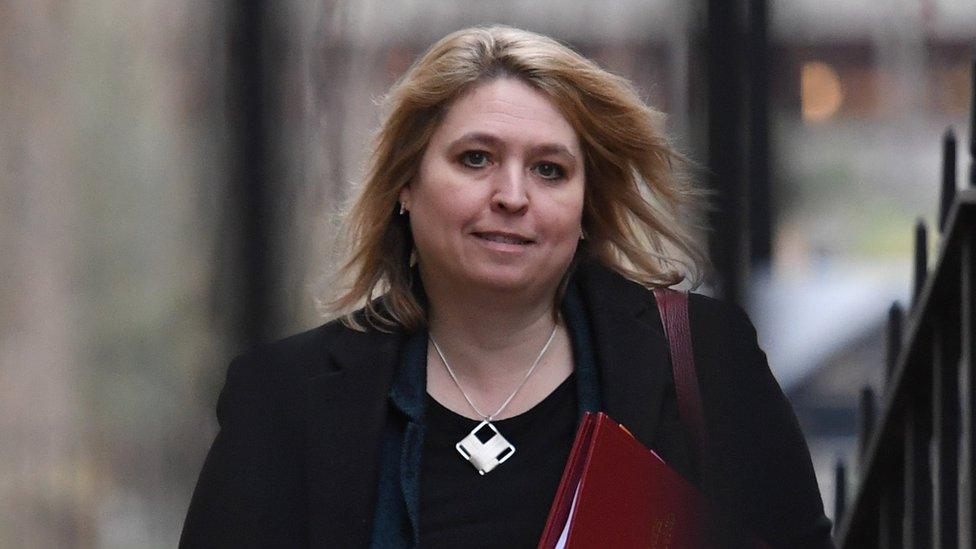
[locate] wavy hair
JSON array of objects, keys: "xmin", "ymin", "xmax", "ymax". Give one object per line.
[{"xmin": 329, "ymin": 25, "xmax": 709, "ymax": 332}]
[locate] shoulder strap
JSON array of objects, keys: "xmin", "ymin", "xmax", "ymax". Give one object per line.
[{"xmin": 652, "ymin": 288, "xmax": 707, "ymax": 481}]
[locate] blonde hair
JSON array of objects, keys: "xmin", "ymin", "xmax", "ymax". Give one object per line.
[{"xmin": 330, "ymin": 25, "xmax": 709, "ymax": 332}]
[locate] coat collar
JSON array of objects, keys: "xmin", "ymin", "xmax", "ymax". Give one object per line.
[
  {"xmin": 303, "ymin": 259, "xmax": 674, "ymax": 547},
  {"xmin": 305, "ymin": 323, "xmax": 404, "ymax": 548},
  {"xmin": 572, "ymin": 259, "xmax": 673, "ymax": 450}
]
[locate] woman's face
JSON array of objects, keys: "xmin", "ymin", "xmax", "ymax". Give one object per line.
[{"xmin": 401, "ymin": 77, "xmax": 585, "ymax": 298}]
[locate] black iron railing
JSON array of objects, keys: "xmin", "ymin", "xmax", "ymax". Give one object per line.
[{"xmin": 834, "ymin": 62, "xmax": 976, "ymax": 548}]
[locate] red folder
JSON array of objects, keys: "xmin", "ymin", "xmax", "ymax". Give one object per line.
[{"xmin": 538, "ymin": 412, "xmax": 765, "ymax": 549}]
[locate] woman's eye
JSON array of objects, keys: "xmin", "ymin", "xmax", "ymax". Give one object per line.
[
  {"xmin": 534, "ymin": 162, "xmax": 565, "ymax": 180},
  {"xmin": 460, "ymin": 151, "xmax": 490, "ymax": 168}
]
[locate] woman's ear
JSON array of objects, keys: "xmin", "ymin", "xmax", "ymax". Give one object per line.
[{"xmin": 398, "ymin": 186, "xmax": 412, "ymax": 213}]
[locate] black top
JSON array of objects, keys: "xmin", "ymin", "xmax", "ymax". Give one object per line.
[{"xmin": 420, "ymin": 373, "xmax": 578, "ymax": 548}]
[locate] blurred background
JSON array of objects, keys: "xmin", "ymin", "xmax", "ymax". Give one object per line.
[{"xmin": 2, "ymin": 0, "xmax": 973, "ymax": 546}]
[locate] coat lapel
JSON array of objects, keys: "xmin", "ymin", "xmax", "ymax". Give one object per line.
[
  {"xmin": 305, "ymin": 325, "xmax": 403, "ymax": 548},
  {"xmin": 574, "ymin": 261, "xmax": 672, "ymax": 451}
]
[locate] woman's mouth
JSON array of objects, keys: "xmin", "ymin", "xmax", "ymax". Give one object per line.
[{"xmin": 473, "ymin": 232, "xmax": 534, "ymax": 245}]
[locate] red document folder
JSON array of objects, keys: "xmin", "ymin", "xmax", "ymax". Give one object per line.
[{"xmin": 538, "ymin": 412, "xmax": 762, "ymax": 549}]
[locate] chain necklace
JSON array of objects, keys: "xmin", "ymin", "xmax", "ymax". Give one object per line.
[{"xmin": 429, "ymin": 323, "xmax": 558, "ymax": 475}]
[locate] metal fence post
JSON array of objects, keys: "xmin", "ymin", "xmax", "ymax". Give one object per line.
[
  {"xmin": 961, "ymin": 59, "xmax": 976, "ymax": 549},
  {"xmin": 835, "ymin": 459, "xmax": 847, "ymax": 531},
  {"xmin": 904, "ymin": 400, "xmax": 933, "ymax": 546},
  {"xmin": 960, "ymin": 219, "xmax": 975, "ymax": 548},
  {"xmin": 914, "ymin": 221, "xmax": 928, "ymax": 306},
  {"xmin": 932, "ymin": 313, "xmax": 961, "ymax": 547},
  {"xmin": 887, "ymin": 302, "xmax": 903, "ymax": 384},
  {"xmin": 941, "ymin": 130, "xmax": 957, "ymax": 233}
]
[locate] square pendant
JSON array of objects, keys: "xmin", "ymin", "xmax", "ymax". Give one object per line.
[{"xmin": 455, "ymin": 420, "xmax": 516, "ymax": 475}]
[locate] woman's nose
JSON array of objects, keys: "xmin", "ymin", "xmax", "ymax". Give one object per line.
[{"xmin": 490, "ymin": 166, "xmax": 529, "ymax": 213}]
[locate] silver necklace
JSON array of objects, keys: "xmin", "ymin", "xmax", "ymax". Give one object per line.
[{"xmin": 429, "ymin": 323, "xmax": 559, "ymax": 475}]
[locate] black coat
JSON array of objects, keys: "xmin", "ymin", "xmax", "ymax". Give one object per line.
[{"xmin": 180, "ymin": 261, "xmax": 834, "ymax": 548}]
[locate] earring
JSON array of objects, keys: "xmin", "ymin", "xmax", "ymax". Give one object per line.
[
  {"xmin": 579, "ymin": 227, "xmax": 587, "ymax": 240},
  {"xmin": 399, "ymin": 202, "xmax": 407, "ymax": 215}
]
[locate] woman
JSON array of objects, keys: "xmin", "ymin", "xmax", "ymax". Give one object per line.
[{"xmin": 181, "ymin": 26, "xmax": 833, "ymax": 548}]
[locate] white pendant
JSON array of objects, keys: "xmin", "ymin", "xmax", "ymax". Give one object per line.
[{"xmin": 455, "ymin": 420, "xmax": 516, "ymax": 475}]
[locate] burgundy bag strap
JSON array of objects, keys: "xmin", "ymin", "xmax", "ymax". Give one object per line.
[
  {"xmin": 655, "ymin": 290, "xmax": 775, "ymax": 548},
  {"xmin": 652, "ymin": 288, "xmax": 707, "ymax": 480}
]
